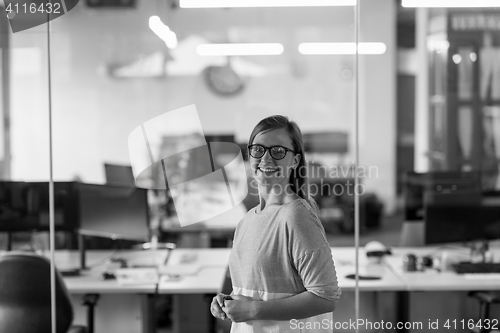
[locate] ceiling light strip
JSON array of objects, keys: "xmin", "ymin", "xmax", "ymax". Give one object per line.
[
  {"xmin": 298, "ymin": 42, "xmax": 387, "ymax": 55},
  {"xmin": 402, "ymin": 0, "xmax": 500, "ymax": 7},
  {"xmin": 197, "ymin": 43, "xmax": 284, "ymax": 56},
  {"xmin": 180, "ymin": 0, "xmax": 356, "ymax": 8},
  {"xmin": 149, "ymin": 16, "xmax": 178, "ymax": 49}
]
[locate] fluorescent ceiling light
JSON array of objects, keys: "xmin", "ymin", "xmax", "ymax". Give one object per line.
[
  {"xmin": 298, "ymin": 43, "xmax": 387, "ymax": 55},
  {"xmin": 197, "ymin": 43, "xmax": 284, "ymax": 56},
  {"xmin": 402, "ymin": 0, "xmax": 500, "ymax": 7},
  {"xmin": 149, "ymin": 16, "xmax": 178, "ymax": 49},
  {"xmin": 427, "ymin": 39, "xmax": 450, "ymax": 52},
  {"xmin": 180, "ymin": 0, "xmax": 356, "ymax": 8}
]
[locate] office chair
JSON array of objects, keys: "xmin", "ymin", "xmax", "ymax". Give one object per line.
[
  {"xmin": 468, "ymin": 291, "xmax": 500, "ymax": 333},
  {"xmin": 0, "ymin": 252, "xmax": 87, "ymax": 333}
]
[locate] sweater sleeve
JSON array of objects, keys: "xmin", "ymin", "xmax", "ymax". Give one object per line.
[{"xmin": 284, "ymin": 200, "xmax": 341, "ymax": 301}]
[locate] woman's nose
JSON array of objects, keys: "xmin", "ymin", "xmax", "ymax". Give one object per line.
[{"xmin": 261, "ymin": 149, "xmax": 273, "ymax": 162}]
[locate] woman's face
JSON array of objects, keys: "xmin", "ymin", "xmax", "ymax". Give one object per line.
[{"xmin": 249, "ymin": 128, "xmax": 301, "ymax": 190}]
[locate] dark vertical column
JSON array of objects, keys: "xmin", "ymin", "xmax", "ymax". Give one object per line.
[
  {"xmin": 396, "ymin": 291, "xmax": 410, "ymax": 333},
  {"xmin": 78, "ymin": 233, "xmax": 87, "ymax": 270},
  {"xmin": 396, "ymin": 74, "xmax": 416, "ymax": 194}
]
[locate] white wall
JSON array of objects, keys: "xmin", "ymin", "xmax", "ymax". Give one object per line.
[{"xmin": 359, "ymin": 0, "xmax": 397, "ymax": 213}]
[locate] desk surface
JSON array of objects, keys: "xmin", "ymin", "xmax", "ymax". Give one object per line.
[
  {"xmin": 157, "ymin": 247, "xmax": 406, "ymax": 293},
  {"xmin": 385, "ymin": 247, "xmax": 500, "ymax": 291},
  {"xmin": 334, "ymin": 246, "xmax": 500, "ymax": 292},
  {"xmin": 53, "ymin": 250, "xmax": 167, "ymax": 294},
  {"xmin": 53, "ymin": 249, "xmax": 230, "ymax": 295},
  {"xmin": 52, "ymin": 246, "xmax": 500, "ymax": 295},
  {"xmin": 331, "ymin": 248, "xmax": 406, "ymax": 291},
  {"xmin": 158, "ymin": 248, "xmax": 230, "ymax": 294}
]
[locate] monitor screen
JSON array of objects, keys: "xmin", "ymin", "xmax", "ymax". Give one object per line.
[
  {"xmin": 78, "ymin": 183, "xmax": 149, "ymax": 241},
  {"xmin": 425, "ymin": 203, "xmax": 500, "ymax": 244},
  {"xmin": 104, "ymin": 163, "xmax": 135, "ymax": 187},
  {"xmin": 403, "ymin": 171, "xmax": 481, "ymax": 221},
  {"xmin": 303, "ymin": 132, "xmax": 348, "ymax": 154},
  {"xmin": 0, "ymin": 181, "xmax": 79, "ymax": 232}
]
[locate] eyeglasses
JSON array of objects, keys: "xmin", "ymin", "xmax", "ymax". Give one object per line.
[{"xmin": 247, "ymin": 144, "xmax": 296, "ymax": 160}]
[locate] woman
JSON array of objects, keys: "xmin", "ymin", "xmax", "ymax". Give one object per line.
[{"xmin": 210, "ymin": 115, "xmax": 341, "ymax": 332}]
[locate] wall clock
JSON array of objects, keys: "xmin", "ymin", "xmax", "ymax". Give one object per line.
[{"xmin": 204, "ymin": 65, "xmax": 244, "ymax": 97}]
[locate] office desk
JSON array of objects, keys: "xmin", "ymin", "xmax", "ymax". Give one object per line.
[
  {"xmin": 158, "ymin": 248, "xmax": 230, "ymax": 294},
  {"xmin": 52, "ymin": 250, "xmax": 166, "ymax": 333},
  {"xmin": 330, "ymin": 247, "xmax": 500, "ymax": 332},
  {"xmin": 54, "ymin": 247, "xmax": 499, "ymax": 333},
  {"xmin": 384, "ymin": 246, "xmax": 500, "ymax": 333},
  {"xmin": 157, "ymin": 247, "xmax": 405, "ymax": 333},
  {"xmin": 55, "ymin": 250, "xmax": 165, "ymax": 293},
  {"xmin": 386, "ymin": 247, "xmax": 500, "ymax": 291},
  {"xmin": 52, "ymin": 249, "xmax": 230, "ymax": 333},
  {"xmin": 328, "ymin": 248, "xmax": 413, "ymax": 333},
  {"xmin": 331, "ymin": 247, "xmax": 406, "ymax": 292},
  {"xmin": 158, "ymin": 248, "xmax": 230, "ymax": 333}
]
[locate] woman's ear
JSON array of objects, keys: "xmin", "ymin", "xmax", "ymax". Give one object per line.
[{"xmin": 293, "ymin": 154, "xmax": 301, "ymax": 169}]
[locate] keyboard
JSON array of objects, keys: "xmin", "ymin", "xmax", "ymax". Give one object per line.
[
  {"xmin": 463, "ymin": 273, "xmax": 500, "ymax": 280},
  {"xmin": 453, "ymin": 262, "xmax": 500, "ymax": 274}
]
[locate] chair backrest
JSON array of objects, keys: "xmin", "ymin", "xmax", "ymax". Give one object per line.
[{"xmin": 0, "ymin": 252, "xmax": 73, "ymax": 333}]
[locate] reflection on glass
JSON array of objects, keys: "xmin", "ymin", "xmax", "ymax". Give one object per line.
[
  {"xmin": 0, "ymin": 0, "xmax": 411, "ymax": 328},
  {"xmin": 128, "ymin": 105, "xmax": 247, "ymax": 227},
  {"xmin": 483, "ymin": 107, "xmax": 500, "ymax": 190},
  {"xmin": 427, "ymin": 32, "xmax": 448, "ymax": 170},
  {"xmin": 457, "ymin": 47, "xmax": 474, "ymax": 100},
  {"xmin": 457, "ymin": 106, "xmax": 473, "ymax": 171},
  {"xmin": 480, "ymin": 32, "xmax": 500, "ymax": 101}
]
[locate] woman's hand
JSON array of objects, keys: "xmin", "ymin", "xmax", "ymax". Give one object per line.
[
  {"xmin": 223, "ymin": 295, "xmax": 259, "ymax": 322},
  {"xmin": 210, "ymin": 293, "xmax": 228, "ymax": 320}
]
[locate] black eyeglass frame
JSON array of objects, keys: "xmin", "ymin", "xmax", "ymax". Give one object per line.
[{"xmin": 247, "ymin": 144, "xmax": 296, "ymax": 160}]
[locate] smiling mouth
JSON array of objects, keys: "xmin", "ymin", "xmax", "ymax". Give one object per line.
[{"xmin": 258, "ymin": 167, "xmax": 279, "ymax": 174}]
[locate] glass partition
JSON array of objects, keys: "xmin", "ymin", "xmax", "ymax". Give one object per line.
[
  {"xmin": 1, "ymin": 6, "xmax": 53, "ymax": 251},
  {"xmin": 397, "ymin": 4, "xmax": 500, "ymax": 329},
  {"xmin": 48, "ymin": 5, "xmax": 360, "ymax": 249},
  {"xmin": 55, "ymin": 2, "xmax": 359, "ymax": 330},
  {"xmin": 0, "ymin": 0, "xmax": 414, "ymax": 332}
]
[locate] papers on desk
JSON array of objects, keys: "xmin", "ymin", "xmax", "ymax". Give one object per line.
[
  {"xmin": 159, "ymin": 264, "xmax": 201, "ymax": 277},
  {"xmin": 115, "ymin": 268, "xmax": 159, "ymax": 285},
  {"xmin": 114, "ymin": 260, "xmax": 202, "ymax": 285},
  {"xmin": 158, "ymin": 264, "xmax": 202, "ymax": 283}
]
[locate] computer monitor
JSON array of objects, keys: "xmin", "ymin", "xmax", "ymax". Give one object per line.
[
  {"xmin": 104, "ymin": 163, "xmax": 135, "ymax": 187},
  {"xmin": 403, "ymin": 171, "xmax": 481, "ymax": 221},
  {"xmin": 425, "ymin": 198, "xmax": 500, "ymax": 245},
  {"xmin": 0, "ymin": 181, "xmax": 80, "ymax": 251},
  {"xmin": 0, "ymin": 181, "xmax": 149, "ymax": 255},
  {"xmin": 78, "ymin": 183, "xmax": 149, "ymax": 241},
  {"xmin": 0, "ymin": 181, "xmax": 149, "ymax": 240},
  {"xmin": 303, "ymin": 132, "xmax": 348, "ymax": 154},
  {"xmin": 76, "ymin": 183, "xmax": 150, "ymax": 270}
]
